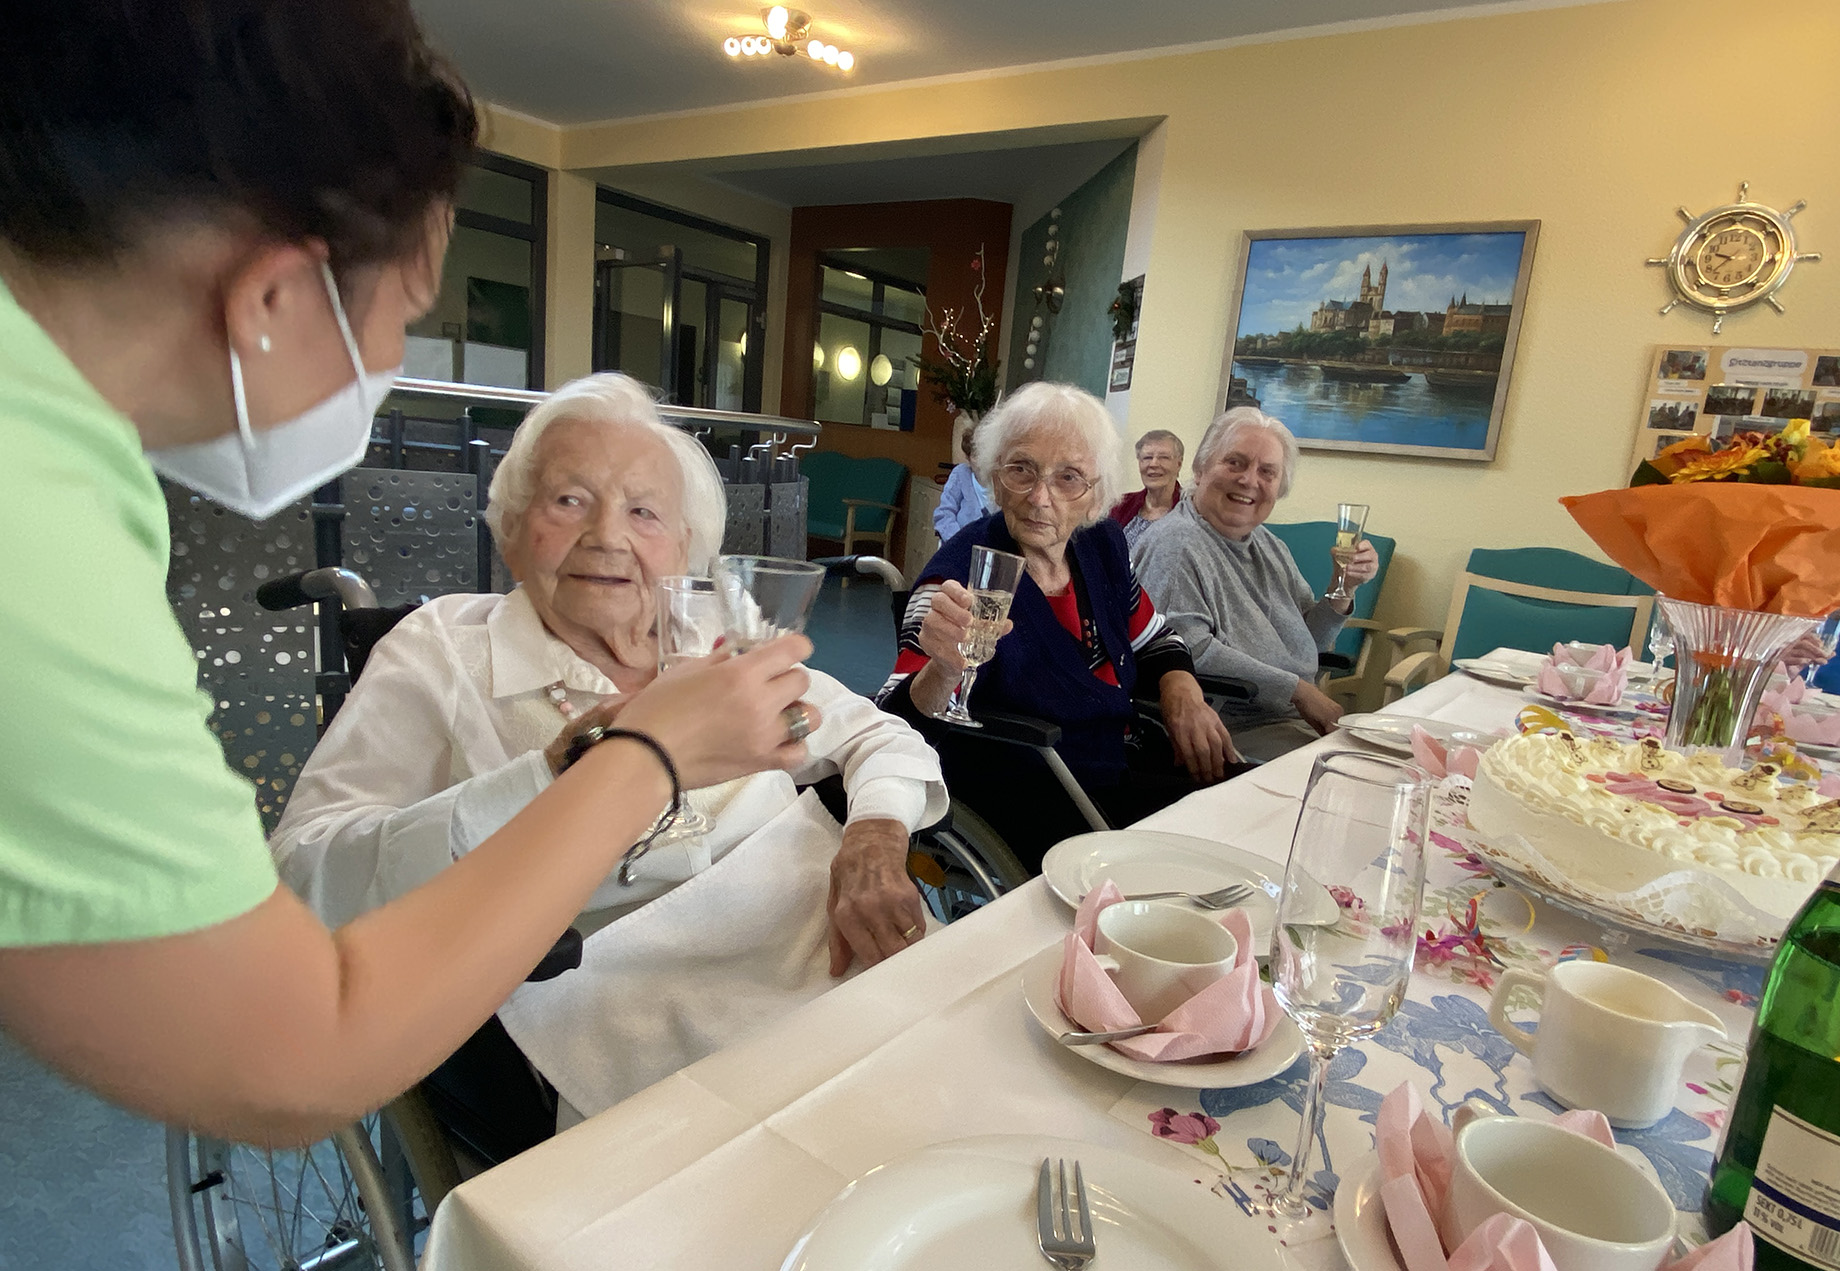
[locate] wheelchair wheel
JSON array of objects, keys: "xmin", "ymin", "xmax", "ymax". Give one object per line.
[
  {"xmin": 167, "ymin": 1113, "xmax": 419, "ymax": 1271},
  {"xmin": 909, "ymin": 798, "xmax": 1032, "ymax": 924}
]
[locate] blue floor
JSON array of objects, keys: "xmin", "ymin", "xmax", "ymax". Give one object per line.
[
  {"xmin": 0, "ymin": 575, "xmax": 900, "ymax": 1270},
  {"xmin": 0, "ymin": 1030, "xmax": 176, "ymax": 1271}
]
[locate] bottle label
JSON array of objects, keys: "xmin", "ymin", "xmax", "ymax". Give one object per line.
[{"xmin": 1744, "ymin": 1107, "xmax": 1840, "ymax": 1270}]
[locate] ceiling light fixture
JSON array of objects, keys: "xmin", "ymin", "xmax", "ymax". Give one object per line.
[{"xmin": 722, "ymin": 8, "xmax": 855, "ymax": 72}]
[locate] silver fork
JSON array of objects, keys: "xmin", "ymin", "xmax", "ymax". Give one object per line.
[
  {"xmin": 1113, "ymin": 882, "xmax": 1255, "ymax": 910},
  {"xmin": 1036, "ymin": 1157, "xmax": 1096, "ymax": 1269}
]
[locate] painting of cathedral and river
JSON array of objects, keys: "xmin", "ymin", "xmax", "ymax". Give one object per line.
[{"xmin": 1223, "ymin": 225, "xmax": 1538, "ymax": 461}]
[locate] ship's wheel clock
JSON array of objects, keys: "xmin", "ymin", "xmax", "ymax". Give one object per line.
[{"xmin": 1646, "ymin": 182, "xmax": 1820, "ymax": 334}]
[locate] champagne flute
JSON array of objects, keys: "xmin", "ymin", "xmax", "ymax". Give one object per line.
[
  {"xmin": 1266, "ymin": 751, "xmax": 1430, "ymax": 1220},
  {"xmin": 1802, "ymin": 612, "xmax": 1840, "ymax": 687},
  {"xmin": 931, "ymin": 545, "xmax": 1026, "ymax": 728},
  {"xmin": 1325, "ymin": 503, "xmax": 1369, "ymax": 603},
  {"xmin": 1646, "ymin": 608, "xmax": 1675, "ymax": 692}
]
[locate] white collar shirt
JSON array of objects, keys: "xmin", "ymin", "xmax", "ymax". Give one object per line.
[{"xmin": 270, "ymin": 588, "xmax": 945, "ymax": 928}]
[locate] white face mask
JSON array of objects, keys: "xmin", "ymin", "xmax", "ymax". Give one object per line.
[{"xmin": 149, "ymin": 262, "xmax": 400, "ymax": 520}]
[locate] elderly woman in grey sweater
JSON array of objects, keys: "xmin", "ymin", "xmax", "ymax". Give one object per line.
[{"xmin": 1131, "ymin": 408, "xmax": 1378, "ymax": 761}]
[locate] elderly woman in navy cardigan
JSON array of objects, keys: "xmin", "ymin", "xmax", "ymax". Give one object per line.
[{"xmin": 877, "ymin": 382, "xmax": 1240, "ymax": 868}]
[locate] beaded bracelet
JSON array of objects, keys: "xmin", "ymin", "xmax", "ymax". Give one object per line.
[{"xmin": 558, "ymin": 726, "xmax": 685, "ymax": 886}]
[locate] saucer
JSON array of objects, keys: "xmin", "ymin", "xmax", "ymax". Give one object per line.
[
  {"xmin": 1334, "ymin": 1153, "xmax": 1402, "ymax": 1271},
  {"xmin": 1018, "ymin": 945, "xmax": 1304, "ymax": 1090}
]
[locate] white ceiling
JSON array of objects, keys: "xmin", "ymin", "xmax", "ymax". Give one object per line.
[{"xmin": 413, "ymin": 0, "xmax": 1598, "ymax": 126}]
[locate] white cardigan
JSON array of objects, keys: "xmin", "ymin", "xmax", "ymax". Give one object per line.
[{"xmin": 270, "ymin": 588, "xmax": 947, "ymax": 929}]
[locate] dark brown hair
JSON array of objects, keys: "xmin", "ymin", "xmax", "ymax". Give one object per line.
[{"xmin": 0, "ymin": 0, "xmax": 478, "ymax": 267}]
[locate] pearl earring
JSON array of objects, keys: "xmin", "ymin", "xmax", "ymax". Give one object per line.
[{"xmin": 258, "ymin": 335, "xmax": 272, "ymax": 353}]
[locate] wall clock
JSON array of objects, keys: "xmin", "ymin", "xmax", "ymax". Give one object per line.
[{"xmin": 1646, "ymin": 182, "xmax": 1820, "ymax": 333}]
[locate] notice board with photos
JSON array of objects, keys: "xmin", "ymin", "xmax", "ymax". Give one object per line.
[{"xmin": 1633, "ymin": 344, "xmax": 1840, "ymax": 469}]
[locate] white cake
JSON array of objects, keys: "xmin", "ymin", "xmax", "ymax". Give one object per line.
[{"xmin": 1468, "ymin": 731, "xmax": 1840, "ymax": 922}]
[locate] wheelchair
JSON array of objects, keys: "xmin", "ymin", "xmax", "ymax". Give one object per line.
[{"xmin": 169, "ymin": 555, "xmax": 1028, "ymax": 1271}]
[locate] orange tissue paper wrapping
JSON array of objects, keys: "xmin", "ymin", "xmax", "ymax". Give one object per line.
[{"xmin": 1560, "ymin": 484, "xmax": 1840, "ymax": 616}]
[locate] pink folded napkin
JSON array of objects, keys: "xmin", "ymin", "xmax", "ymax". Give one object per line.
[
  {"xmin": 1536, "ymin": 643, "xmax": 1632, "ymax": 705},
  {"xmin": 1056, "ymin": 880, "xmax": 1278, "ymax": 1062},
  {"xmin": 1411, "ymin": 726, "xmax": 1483, "ymax": 779},
  {"xmin": 1755, "ymin": 685, "xmax": 1840, "ymax": 745},
  {"xmin": 1375, "ymin": 1083, "xmax": 1753, "ymax": 1271}
]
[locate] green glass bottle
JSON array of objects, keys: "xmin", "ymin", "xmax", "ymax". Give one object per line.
[{"xmin": 1705, "ymin": 863, "xmax": 1840, "ymax": 1271}]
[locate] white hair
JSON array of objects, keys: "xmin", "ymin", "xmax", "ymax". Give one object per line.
[
  {"xmin": 1193, "ymin": 407, "xmax": 1300, "ymax": 499},
  {"xmin": 485, "ymin": 372, "xmax": 727, "ymax": 571},
  {"xmin": 970, "ymin": 381, "xmax": 1125, "ymax": 526}
]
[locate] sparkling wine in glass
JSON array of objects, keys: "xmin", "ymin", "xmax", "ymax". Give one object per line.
[
  {"xmin": 1266, "ymin": 751, "xmax": 1429, "ymax": 1220},
  {"xmin": 1802, "ymin": 611, "xmax": 1839, "ymax": 687},
  {"xmin": 1325, "ymin": 503, "xmax": 1369, "ymax": 603},
  {"xmin": 932, "ymin": 545, "xmax": 1025, "ymax": 728}
]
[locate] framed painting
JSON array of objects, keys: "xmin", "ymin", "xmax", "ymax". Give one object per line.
[{"xmin": 1217, "ymin": 222, "xmax": 1539, "ymax": 461}]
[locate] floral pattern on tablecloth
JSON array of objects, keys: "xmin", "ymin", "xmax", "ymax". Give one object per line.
[{"xmin": 1108, "ymin": 772, "xmax": 1761, "ymax": 1266}]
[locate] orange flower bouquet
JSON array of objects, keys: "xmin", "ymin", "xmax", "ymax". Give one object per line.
[{"xmin": 1560, "ymin": 420, "xmax": 1840, "ymax": 757}]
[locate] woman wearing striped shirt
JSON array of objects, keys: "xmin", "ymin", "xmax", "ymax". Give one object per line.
[{"xmin": 877, "ymin": 382, "xmax": 1242, "ymax": 869}]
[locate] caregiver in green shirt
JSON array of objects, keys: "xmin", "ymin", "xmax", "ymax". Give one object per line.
[{"xmin": 0, "ymin": 0, "xmax": 818, "ymax": 1144}]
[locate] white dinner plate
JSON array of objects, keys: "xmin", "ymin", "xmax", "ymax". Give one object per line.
[
  {"xmin": 1334, "ymin": 713, "xmax": 1493, "ymax": 757},
  {"xmin": 1334, "ymin": 1153, "xmax": 1402, "ymax": 1271},
  {"xmin": 1041, "ymin": 830, "xmax": 1337, "ymax": 950},
  {"xmin": 1452, "ymin": 658, "xmax": 1536, "ymax": 689},
  {"xmin": 1018, "ymin": 946, "xmax": 1305, "ymax": 1090},
  {"xmin": 1796, "ymin": 740, "xmax": 1840, "ymax": 761},
  {"xmin": 781, "ymin": 1135, "xmax": 1261, "ymax": 1271},
  {"xmin": 1526, "ymin": 691, "xmax": 1648, "ymax": 720}
]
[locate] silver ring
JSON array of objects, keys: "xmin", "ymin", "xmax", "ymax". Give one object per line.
[
  {"xmin": 901, "ymin": 924, "xmax": 921, "ymax": 941},
  {"xmin": 781, "ymin": 702, "xmax": 814, "ymax": 743}
]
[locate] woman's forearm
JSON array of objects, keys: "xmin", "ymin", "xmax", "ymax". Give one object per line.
[{"xmin": 0, "ymin": 736, "xmax": 674, "ymax": 1145}]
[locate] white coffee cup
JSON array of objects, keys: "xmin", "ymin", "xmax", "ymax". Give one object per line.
[
  {"xmin": 1447, "ymin": 1107, "xmax": 1677, "ymax": 1271},
  {"xmin": 1488, "ymin": 962, "xmax": 1725, "ymax": 1129},
  {"xmin": 1093, "ymin": 901, "xmax": 1238, "ymax": 1022}
]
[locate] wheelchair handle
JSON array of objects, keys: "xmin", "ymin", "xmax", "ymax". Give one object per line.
[
  {"xmin": 811, "ymin": 555, "xmax": 905, "ymax": 589},
  {"xmin": 257, "ymin": 568, "xmax": 379, "ymax": 613}
]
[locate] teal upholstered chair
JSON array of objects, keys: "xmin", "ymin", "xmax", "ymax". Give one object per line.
[
  {"xmin": 1266, "ymin": 521, "xmax": 1398, "ymax": 709},
  {"xmin": 1384, "ymin": 547, "xmax": 1656, "ymax": 702},
  {"xmin": 802, "ymin": 451, "xmax": 907, "ymax": 558}
]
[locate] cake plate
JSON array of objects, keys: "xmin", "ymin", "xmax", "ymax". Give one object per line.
[{"xmin": 1466, "ymin": 839, "xmax": 1780, "ymax": 965}]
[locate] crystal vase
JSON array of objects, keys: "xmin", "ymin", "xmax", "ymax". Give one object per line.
[{"xmin": 1657, "ymin": 597, "xmax": 1816, "ymax": 763}]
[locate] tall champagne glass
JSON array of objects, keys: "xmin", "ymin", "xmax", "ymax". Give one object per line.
[
  {"xmin": 1646, "ymin": 608, "xmax": 1675, "ymax": 692},
  {"xmin": 1266, "ymin": 752, "xmax": 1430, "ymax": 1219},
  {"xmin": 931, "ymin": 545, "xmax": 1025, "ymax": 728},
  {"xmin": 1803, "ymin": 611, "xmax": 1840, "ymax": 687},
  {"xmin": 1324, "ymin": 503, "xmax": 1369, "ymax": 603}
]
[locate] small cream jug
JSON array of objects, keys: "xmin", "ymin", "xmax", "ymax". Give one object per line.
[{"xmin": 1488, "ymin": 961, "xmax": 1725, "ymax": 1129}]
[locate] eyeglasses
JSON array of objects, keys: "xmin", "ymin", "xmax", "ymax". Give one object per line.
[{"xmin": 996, "ymin": 461, "xmax": 1094, "ymax": 502}]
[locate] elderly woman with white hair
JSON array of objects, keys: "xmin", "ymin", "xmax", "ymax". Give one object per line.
[
  {"xmin": 877, "ymin": 381, "xmax": 1238, "ymax": 868},
  {"xmin": 1131, "ymin": 407, "xmax": 1379, "ymax": 762},
  {"xmin": 270, "ymin": 372, "xmax": 946, "ymax": 1126}
]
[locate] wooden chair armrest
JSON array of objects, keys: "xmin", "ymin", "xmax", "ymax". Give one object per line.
[
  {"xmin": 840, "ymin": 497, "xmax": 900, "ymax": 511},
  {"xmin": 1343, "ymin": 617, "xmax": 1383, "ymax": 632},
  {"xmin": 1383, "ymin": 648, "xmax": 1439, "ymax": 703},
  {"xmin": 1385, "ymin": 626, "xmax": 1443, "ymax": 647}
]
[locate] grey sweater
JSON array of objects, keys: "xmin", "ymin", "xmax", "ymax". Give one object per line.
[{"xmin": 1131, "ymin": 499, "xmax": 1345, "ymax": 727}]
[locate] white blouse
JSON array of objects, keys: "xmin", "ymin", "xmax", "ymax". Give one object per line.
[{"xmin": 270, "ymin": 589, "xmax": 946, "ymax": 929}]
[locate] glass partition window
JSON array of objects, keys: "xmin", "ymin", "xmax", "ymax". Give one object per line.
[
  {"xmin": 405, "ymin": 154, "xmax": 545, "ymax": 390},
  {"xmin": 592, "ymin": 191, "xmax": 767, "ymax": 412},
  {"xmin": 814, "ymin": 253, "xmax": 927, "ymax": 428}
]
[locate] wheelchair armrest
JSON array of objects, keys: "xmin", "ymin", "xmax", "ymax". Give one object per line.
[
  {"xmin": 930, "ymin": 710, "xmax": 1063, "ymax": 749},
  {"xmin": 526, "ymin": 928, "xmax": 583, "ymax": 982},
  {"xmin": 1194, "ymin": 673, "xmax": 1256, "ymax": 702},
  {"xmin": 1318, "ymin": 651, "xmax": 1358, "ymax": 673},
  {"xmin": 257, "ymin": 567, "xmax": 379, "ymax": 612}
]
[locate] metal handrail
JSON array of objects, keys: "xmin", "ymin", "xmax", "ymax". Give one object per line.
[{"xmin": 387, "ymin": 377, "xmax": 822, "ymax": 437}]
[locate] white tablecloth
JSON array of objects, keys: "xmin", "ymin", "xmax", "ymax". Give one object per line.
[{"xmin": 420, "ymin": 672, "xmax": 1762, "ymax": 1270}]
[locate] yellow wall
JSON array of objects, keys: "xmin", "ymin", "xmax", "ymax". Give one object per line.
[{"xmin": 497, "ymin": 0, "xmax": 1840, "ymax": 630}]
